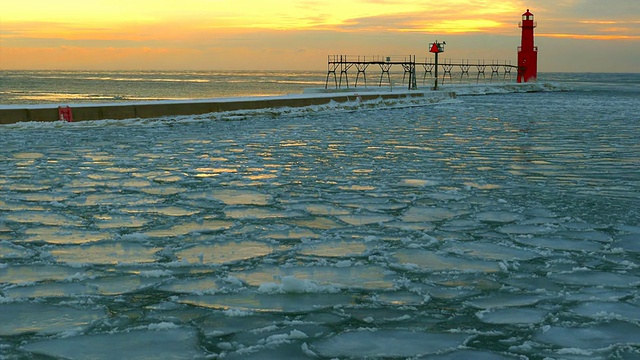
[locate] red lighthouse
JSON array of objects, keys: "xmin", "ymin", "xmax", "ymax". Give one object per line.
[{"xmin": 517, "ymin": 9, "xmax": 538, "ymax": 83}]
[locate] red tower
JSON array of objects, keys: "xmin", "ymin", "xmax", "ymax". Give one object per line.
[{"xmin": 517, "ymin": 9, "xmax": 538, "ymax": 83}]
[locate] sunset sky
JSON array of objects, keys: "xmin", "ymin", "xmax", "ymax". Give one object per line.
[{"xmin": 1, "ymin": 0, "xmax": 638, "ymax": 72}]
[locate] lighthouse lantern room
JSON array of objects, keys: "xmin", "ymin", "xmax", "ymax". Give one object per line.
[{"xmin": 517, "ymin": 9, "xmax": 538, "ymax": 83}]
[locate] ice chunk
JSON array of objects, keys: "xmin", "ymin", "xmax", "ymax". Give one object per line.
[
  {"xmin": 256, "ymin": 227, "xmax": 320, "ymax": 240},
  {"xmin": 441, "ymin": 241, "xmax": 540, "ymax": 261},
  {"xmin": 88, "ymin": 275, "xmax": 163, "ymax": 295},
  {"xmin": 476, "ymin": 308, "xmax": 548, "ymax": 325},
  {"xmin": 418, "ymin": 284, "xmax": 481, "ymax": 300},
  {"xmin": 289, "ymin": 216, "xmax": 344, "ymax": 230},
  {"xmin": 139, "ymin": 186, "xmax": 186, "ymax": 196},
  {"xmin": 144, "ymin": 219, "xmax": 234, "ymax": 237},
  {"xmin": 616, "ymin": 234, "xmax": 640, "ymax": 253},
  {"xmin": 561, "ymin": 287, "xmax": 630, "ymax": 302},
  {"xmin": 391, "ymin": 249, "xmax": 501, "ymax": 273},
  {"xmin": 498, "ymin": 224, "xmax": 552, "ymax": 235},
  {"xmin": 4, "ymin": 282, "xmax": 98, "ymax": 299},
  {"xmin": 158, "ymin": 277, "xmax": 221, "ymax": 294},
  {"xmin": 400, "ymin": 179, "xmax": 441, "ymax": 187},
  {"xmin": 466, "ymin": 294, "xmax": 545, "ymax": 309},
  {"xmin": 556, "ymin": 230, "xmax": 612, "ymax": 243},
  {"xmin": 68, "ymin": 193, "xmax": 161, "ymax": 207},
  {"xmin": 514, "ymin": 236, "xmax": 602, "ymax": 252},
  {"xmin": 196, "ymin": 311, "xmax": 283, "ymax": 337},
  {"xmin": 298, "ymin": 239, "xmax": 372, "ymax": 257},
  {"xmin": 570, "ymin": 301, "xmax": 640, "ymax": 322},
  {"xmin": 440, "ymin": 219, "xmax": 482, "ymax": 231},
  {"xmin": 3, "ymin": 211, "xmax": 83, "ymax": 226},
  {"xmin": 235, "ymin": 265, "xmax": 396, "ymax": 290},
  {"xmin": 293, "ymin": 203, "xmax": 351, "ymax": 216},
  {"xmin": 534, "ymin": 321, "xmax": 640, "ymax": 349},
  {"xmin": 93, "ymin": 214, "xmax": 149, "ymax": 229},
  {"xmin": 51, "ymin": 242, "xmax": 161, "ymax": 265},
  {"xmin": 420, "ymin": 349, "xmax": 521, "ymax": 359},
  {"xmin": 0, "ymin": 303, "xmax": 105, "ymax": 336},
  {"xmin": 224, "ymin": 206, "xmax": 303, "ymax": 220},
  {"xmin": 174, "ymin": 241, "xmax": 276, "ymax": 265},
  {"xmin": 372, "ymin": 291, "xmax": 428, "ymax": 306},
  {"xmin": 23, "ymin": 227, "xmax": 111, "ymax": 244},
  {"xmin": 311, "ymin": 329, "xmax": 469, "ymax": 358},
  {"xmin": 124, "ymin": 205, "xmax": 200, "ymax": 216},
  {"xmin": 179, "ymin": 292, "xmax": 356, "ymax": 313},
  {"xmin": 210, "ymin": 188, "xmax": 273, "ymax": 205},
  {"xmin": 259, "ymin": 275, "xmax": 338, "ymax": 294},
  {"xmin": 0, "ymin": 241, "xmax": 33, "ymax": 259},
  {"xmin": 402, "ymin": 206, "xmax": 459, "ymax": 222},
  {"xmin": 383, "ymin": 221, "xmax": 436, "ymax": 231},
  {"xmin": 22, "ymin": 327, "xmax": 205, "ymax": 359},
  {"xmin": 337, "ymin": 213, "xmax": 394, "ymax": 225},
  {"xmin": 548, "ymin": 271, "xmax": 640, "ymax": 288},
  {"xmin": 0, "ymin": 265, "xmax": 87, "ymax": 285},
  {"xmin": 222, "ymin": 342, "xmax": 316, "ymax": 360},
  {"xmin": 476, "ymin": 211, "xmax": 522, "ymax": 223}
]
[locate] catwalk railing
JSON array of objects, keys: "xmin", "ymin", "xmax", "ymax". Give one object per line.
[{"xmin": 326, "ymin": 55, "xmax": 519, "ymax": 90}]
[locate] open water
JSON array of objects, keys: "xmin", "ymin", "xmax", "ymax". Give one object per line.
[
  {"xmin": 1, "ymin": 69, "xmax": 527, "ymax": 105},
  {"xmin": 0, "ymin": 72, "xmax": 639, "ymax": 359},
  {"xmin": 0, "ymin": 70, "xmax": 326, "ymax": 104}
]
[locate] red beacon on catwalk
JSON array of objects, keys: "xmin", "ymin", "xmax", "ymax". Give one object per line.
[{"xmin": 517, "ymin": 9, "xmax": 538, "ymax": 83}]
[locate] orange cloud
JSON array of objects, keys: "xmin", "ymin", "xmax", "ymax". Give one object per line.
[
  {"xmin": 2, "ymin": 1, "xmax": 638, "ymax": 71},
  {"xmin": 540, "ymin": 33, "xmax": 640, "ymax": 41}
]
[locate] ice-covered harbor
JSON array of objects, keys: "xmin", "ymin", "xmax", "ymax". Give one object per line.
[{"xmin": 1, "ymin": 74, "xmax": 639, "ymax": 359}]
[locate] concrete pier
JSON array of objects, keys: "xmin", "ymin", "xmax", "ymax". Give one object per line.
[{"xmin": 0, "ymin": 91, "xmax": 447, "ymax": 125}]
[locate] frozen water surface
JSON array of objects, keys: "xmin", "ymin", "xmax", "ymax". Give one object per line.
[{"xmin": 1, "ymin": 77, "xmax": 640, "ymax": 358}]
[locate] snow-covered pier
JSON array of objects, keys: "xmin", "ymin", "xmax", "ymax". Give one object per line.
[
  {"xmin": 0, "ymin": 91, "xmax": 452, "ymax": 124},
  {"xmin": 0, "ymin": 82, "xmax": 565, "ymax": 125}
]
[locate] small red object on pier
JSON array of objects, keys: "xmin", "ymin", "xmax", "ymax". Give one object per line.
[{"xmin": 58, "ymin": 106, "xmax": 73, "ymax": 122}]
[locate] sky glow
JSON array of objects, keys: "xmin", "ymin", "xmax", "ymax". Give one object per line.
[{"xmin": 1, "ymin": 0, "xmax": 638, "ymax": 71}]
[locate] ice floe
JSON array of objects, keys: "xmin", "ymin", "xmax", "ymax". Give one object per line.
[
  {"xmin": 21, "ymin": 327, "xmax": 205, "ymax": 359},
  {"xmin": 0, "ymin": 303, "xmax": 105, "ymax": 336},
  {"xmin": 310, "ymin": 329, "xmax": 470, "ymax": 358}
]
